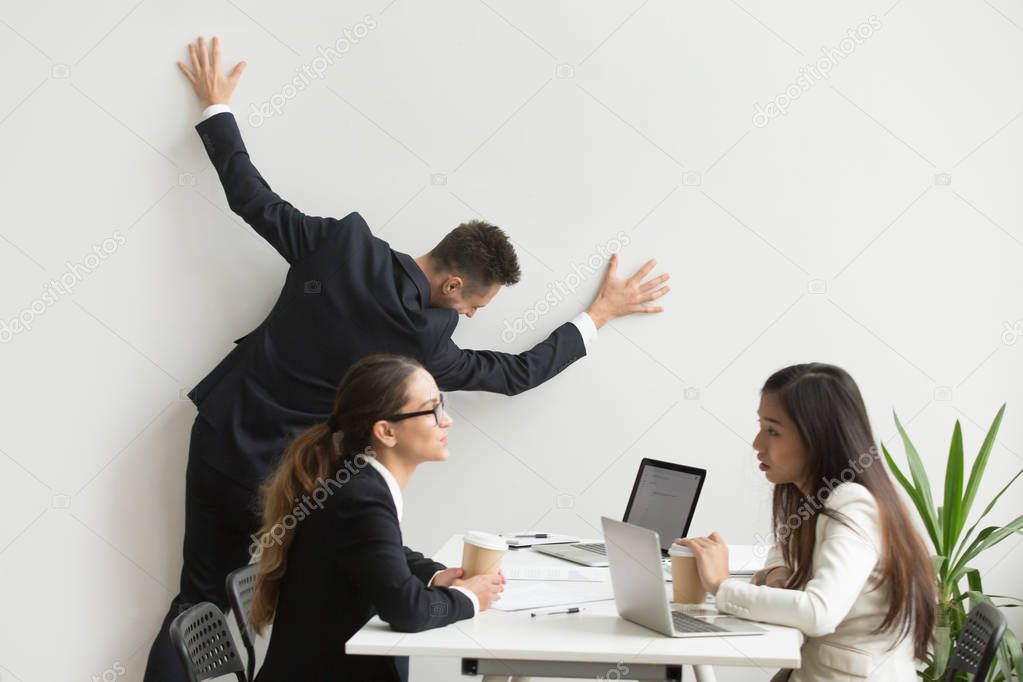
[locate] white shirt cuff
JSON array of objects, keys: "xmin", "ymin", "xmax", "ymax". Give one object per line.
[
  {"xmin": 427, "ymin": 569, "xmax": 442, "ymax": 587},
  {"xmin": 200, "ymin": 104, "xmax": 233, "ymax": 121},
  {"xmin": 449, "ymin": 586, "xmax": 480, "ymax": 616},
  {"xmin": 569, "ymin": 312, "xmax": 598, "ymax": 355}
]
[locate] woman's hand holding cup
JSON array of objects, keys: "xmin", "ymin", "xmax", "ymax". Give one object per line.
[{"xmin": 676, "ymin": 532, "xmax": 730, "ymax": 596}]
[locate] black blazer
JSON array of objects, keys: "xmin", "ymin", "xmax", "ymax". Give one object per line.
[
  {"xmin": 254, "ymin": 462, "xmax": 473, "ymax": 682},
  {"xmin": 189, "ymin": 113, "xmax": 586, "ymax": 488}
]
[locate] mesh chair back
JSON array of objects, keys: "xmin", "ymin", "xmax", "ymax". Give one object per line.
[
  {"xmin": 169, "ymin": 601, "xmax": 246, "ymax": 682},
  {"xmin": 226, "ymin": 564, "xmax": 259, "ymax": 680},
  {"xmin": 946, "ymin": 602, "xmax": 1006, "ymax": 681}
]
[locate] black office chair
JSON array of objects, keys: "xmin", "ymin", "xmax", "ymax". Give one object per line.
[
  {"xmin": 169, "ymin": 601, "xmax": 247, "ymax": 682},
  {"xmin": 226, "ymin": 564, "xmax": 259, "ymax": 681},
  {"xmin": 946, "ymin": 602, "xmax": 1006, "ymax": 681}
]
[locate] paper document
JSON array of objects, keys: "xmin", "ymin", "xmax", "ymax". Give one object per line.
[
  {"xmin": 502, "ymin": 565, "xmax": 607, "ymax": 582},
  {"xmin": 492, "ymin": 582, "xmax": 615, "ymax": 612}
]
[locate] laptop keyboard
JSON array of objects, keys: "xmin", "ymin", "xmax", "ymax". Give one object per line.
[
  {"xmin": 672, "ymin": 611, "xmax": 727, "ymax": 633},
  {"xmin": 574, "ymin": 543, "xmax": 607, "ymax": 556}
]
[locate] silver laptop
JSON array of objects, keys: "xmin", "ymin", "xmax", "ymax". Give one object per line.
[
  {"xmin": 601, "ymin": 516, "xmax": 766, "ymax": 638},
  {"xmin": 534, "ymin": 458, "xmax": 706, "ymax": 567}
]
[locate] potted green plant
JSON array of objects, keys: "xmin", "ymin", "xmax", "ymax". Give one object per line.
[{"xmin": 883, "ymin": 404, "xmax": 1023, "ymax": 680}]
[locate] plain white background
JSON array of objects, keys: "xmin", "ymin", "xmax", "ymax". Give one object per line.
[{"xmin": 0, "ymin": 0, "xmax": 1020, "ymax": 680}]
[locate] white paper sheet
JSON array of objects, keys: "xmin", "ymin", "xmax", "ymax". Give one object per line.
[
  {"xmin": 492, "ymin": 582, "xmax": 615, "ymax": 612},
  {"xmin": 502, "ymin": 565, "xmax": 608, "ymax": 582}
]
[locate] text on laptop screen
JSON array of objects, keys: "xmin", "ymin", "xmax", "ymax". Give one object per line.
[{"xmin": 624, "ymin": 464, "xmax": 703, "ymax": 550}]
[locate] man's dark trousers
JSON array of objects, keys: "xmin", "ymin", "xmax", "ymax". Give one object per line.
[{"xmin": 142, "ymin": 416, "xmax": 261, "ymax": 681}]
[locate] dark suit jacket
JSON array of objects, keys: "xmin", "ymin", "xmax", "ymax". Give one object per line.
[
  {"xmin": 190, "ymin": 112, "xmax": 586, "ymax": 488},
  {"xmin": 254, "ymin": 462, "xmax": 473, "ymax": 682}
]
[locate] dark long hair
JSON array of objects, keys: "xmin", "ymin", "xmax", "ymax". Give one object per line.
[
  {"xmin": 250, "ymin": 354, "xmax": 424, "ymax": 633},
  {"xmin": 763, "ymin": 363, "xmax": 936, "ymax": 659}
]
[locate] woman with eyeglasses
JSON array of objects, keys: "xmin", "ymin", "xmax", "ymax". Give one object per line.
[{"xmin": 249, "ymin": 354, "xmax": 505, "ymax": 682}]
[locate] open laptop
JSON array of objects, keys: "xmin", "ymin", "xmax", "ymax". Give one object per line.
[
  {"xmin": 601, "ymin": 516, "xmax": 766, "ymax": 637},
  {"xmin": 534, "ymin": 458, "xmax": 705, "ymax": 567}
]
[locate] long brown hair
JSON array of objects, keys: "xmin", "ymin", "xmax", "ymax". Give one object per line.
[
  {"xmin": 249, "ymin": 353, "xmax": 424, "ymax": 633},
  {"xmin": 763, "ymin": 363, "xmax": 936, "ymax": 659}
]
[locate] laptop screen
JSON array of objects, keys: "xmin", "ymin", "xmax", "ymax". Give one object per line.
[{"xmin": 622, "ymin": 458, "xmax": 706, "ymax": 551}]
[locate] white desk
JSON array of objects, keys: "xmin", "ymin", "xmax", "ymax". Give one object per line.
[{"xmin": 348, "ymin": 535, "xmax": 802, "ymax": 681}]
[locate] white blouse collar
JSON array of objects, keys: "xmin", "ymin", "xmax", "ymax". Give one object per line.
[{"xmin": 365, "ymin": 456, "xmax": 403, "ymax": 522}]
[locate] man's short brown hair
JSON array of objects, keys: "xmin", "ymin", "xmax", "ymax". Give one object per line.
[{"xmin": 428, "ymin": 220, "xmax": 521, "ymax": 289}]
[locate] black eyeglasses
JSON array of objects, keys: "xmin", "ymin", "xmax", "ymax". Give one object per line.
[{"xmin": 382, "ymin": 394, "xmax": 446, "ymax": 426}]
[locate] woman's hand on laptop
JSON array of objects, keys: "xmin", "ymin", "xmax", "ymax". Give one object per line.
[
  {"xmin": 454, "ymin": 572, "xmax": 506, "ymax": 611},
  {"xmin": 677, "ymin": 532, "xmax": 729, "ymax": 595}
]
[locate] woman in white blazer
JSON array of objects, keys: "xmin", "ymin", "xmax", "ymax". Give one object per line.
[{"xmin": 680, "ymin": 363, "xmax": 936, "ymax": 681}]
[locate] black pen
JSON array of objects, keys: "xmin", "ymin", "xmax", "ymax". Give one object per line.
[
  {"xmin": 513, "ymin": 533, "xmax": 549, "ymax": 538},
  {"xmin": 531, "ymin": 607, "xmax": 583, "ymax": 617}
]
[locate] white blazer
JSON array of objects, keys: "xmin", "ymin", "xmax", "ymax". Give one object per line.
[{"xmin": 715, "ymin": 482, "xmax": 919, "ymax": 681}]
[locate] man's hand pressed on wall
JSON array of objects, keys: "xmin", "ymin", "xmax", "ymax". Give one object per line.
[
  {"xmin": 177, "ymin": 36, "xmax": 246, "ymax": 108},
  {"xmin": 586, "ymin": 254, "xmax": 670, "ymax": 329}
]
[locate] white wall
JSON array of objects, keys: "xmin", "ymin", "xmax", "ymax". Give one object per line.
[{"xmin": 0, "ymin": 0, "xmax": 1021, "ymax": 680}]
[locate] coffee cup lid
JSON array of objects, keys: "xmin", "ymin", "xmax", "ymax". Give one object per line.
[
  {"xmin": 669, "ymin": 542, "xmax": 694, "ymax": 557},
  {"xmin": 464, "ymin": 530, "xmax": 508, "ymax": 551}
]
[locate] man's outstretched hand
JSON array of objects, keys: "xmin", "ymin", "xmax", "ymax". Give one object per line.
[
  {"xmin": 586, "ymin": 254, "xmax": 670, "ymax": 328},
  {"xmin": 177, "ymin": 36, "xmax": 246, "ymax": 109}
]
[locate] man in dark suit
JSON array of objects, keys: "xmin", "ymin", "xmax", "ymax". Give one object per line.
[{"xmin": 145, "ymin": 37, "xmax": 670, "ymax": 681}]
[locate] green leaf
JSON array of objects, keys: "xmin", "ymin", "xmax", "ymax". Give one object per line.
[
  {"xmin": 961, "ymin": 591, "xmax": 1023, "ymax": 607},
  {"xmin": 943, "ymin": 421, "xmax": 965, "ymax": 555},
  {"xmin": 954, "ymin": 468, "xmax": 1023, "ymax": 569},
  {"xmin": 894, "ymin": 410, "xmax": 942, "ymax": 554},
  {"xmin": 931, "ymin": 625, "xmax": 951, "ymax": 678},
  {"xmin": 950, "ymin": 515, "xmax": 1023, "ymax": 581},
  {"xmin": 966, "ymin": 568, "xmax": 983, "ymax": 595},
  {"xmin": 996, "ymin": 629, "xmax": 1020, "ymax": 682},
  {"xmin": 987, "ymin": 595, "xmax": 1023, "ymax": 606},
  {"xmin": 883, "ymin": 442, "xmax": 941, "ymax": 552},
  {"xmin": 960, "ymin": 404, "xmax": 1007, "ymax": 537},
  {"xmin": 950, "ymin": 527, "xmax": 998, "ymax": 582},
  {"xmin": 1002, "ymin": 627, "xmax": 1023, "ymax": 680}
]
